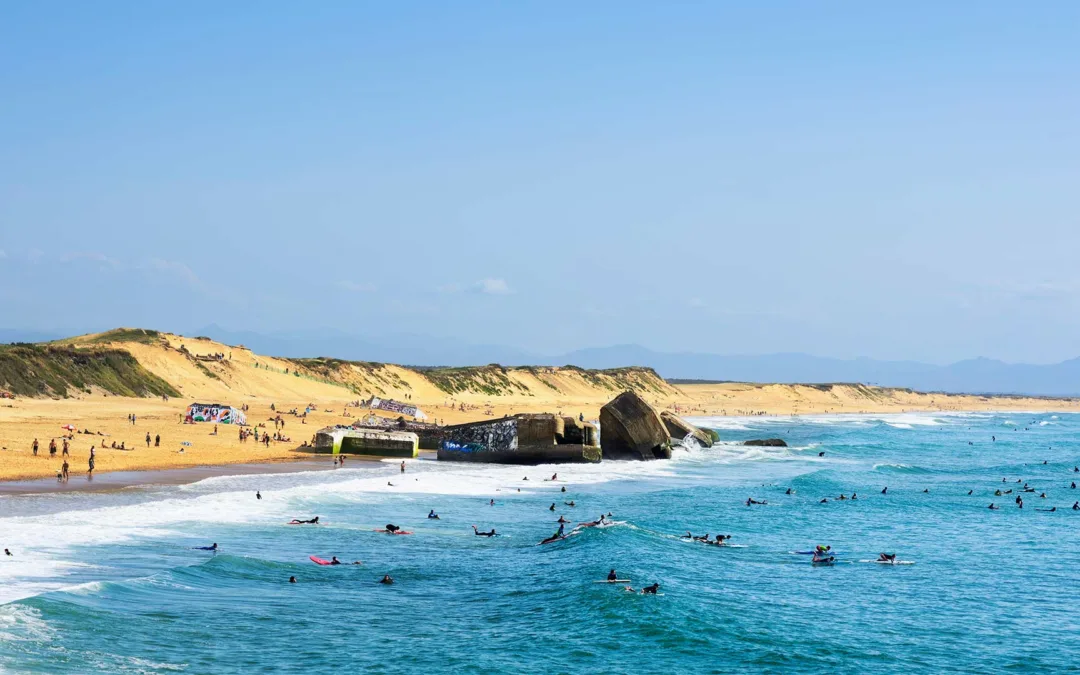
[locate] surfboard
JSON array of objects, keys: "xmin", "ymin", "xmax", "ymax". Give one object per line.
[
  {"xmin": 594, "ymin": 579, "xmax": 631, "ymax": 583},
  {"xmin": 858, "ymin": 559, "xmax": 915, "ymax": 565},
  {"xmin": 372, "ymin": 529, "xmax": 413, "ymax": 535},
  {"xmin": 310, "ymin": 556, "xmax": 332, "ymax": 565}
]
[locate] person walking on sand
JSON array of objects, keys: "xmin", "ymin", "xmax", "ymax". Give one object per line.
[
  {"xmin": 400, "ymin": 461, "xmax": 406, "ymax": 473},
  {"xmin": 88, "ymin": 448, "xmax": 95, "ymax": 477},
  {"xmin": 61, "ymin": 459, "xmax": 70, "ymax": 481},
  {"xmin": 49, "ymin": 439, "xmax": 57, "ymax": 457},
  {"xmin": 146, "ymin": 432, "xmax": 151, "ymax": 448},
  {"xmin": 62, "ymin": 439, "xmax": 69, "ymax": 456},
  {"xmin": 32, "ymin": 438, "xmax": 38, "ymax": 456}
]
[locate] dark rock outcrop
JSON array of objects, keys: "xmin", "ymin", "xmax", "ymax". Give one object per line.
[
  {"xmin": 660, "ymin": 411, "xmax": 714, "ymax": 448},
  {"xmin": 743, "ymin": 438, "xmax": 787, "ymax": 447},
  {"xmin": 600, "ymin": 391, "xmax": 671, "ymax": 460}
]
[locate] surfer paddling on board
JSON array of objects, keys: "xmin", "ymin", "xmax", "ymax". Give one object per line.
[
  {"xmin": 540, "ymin": 522, "xmax": 566, "ymax": 545},
  {"xmin": 472, "ymin": 525, "xmax": 497, "ymax": 537},
  {"xmin": 641, "ymin": 583, "xmax": 660, "ymax": 594},
  {"xmin": 290, "ymin": 517, "xmax": 319, "ymax": 525},
  {"xmin": 746, "ymin": 497, "xmax": 767, "ymax": 506},
  {"xmin": 193, "ymin": 543, "xmax": 218, "ymax": 552},
  {"xmin": 385, "ymin": 524, "xmax": 402, "ymax": 533},
  {"xmin": 878, "ymin": 553, "xmax": 896, "ymax": 562},
  {"xmin": 428, "ymin": 510, "xmax": 440, "ymax": 519},
  {"xmin": 557, "ymin": 516, "xmax": 569, "ymax": 524}
]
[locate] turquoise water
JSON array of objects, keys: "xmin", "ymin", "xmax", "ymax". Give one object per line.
[{"xmin": 2, "ymin": 411, "xmax": 1080, "ymax": 673}]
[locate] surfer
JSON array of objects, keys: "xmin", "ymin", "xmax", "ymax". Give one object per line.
[
  {"xmin": 881, "ymin": 487, "xmax": 888, "ymax": 494},
  {"xmin": 565, "ymin": 501, "xmax": 576, "ymax": 507},
  {"xmin": 1073, "ymin": 502, "xmax": 1079, "ymax": 510},
  {"xmin": 550, "ymin": 473, "xmax": 558, "ymax": 481},
  {"xmin": 607, "ymin": 569, "xmax": 618, "ymax": 581},
  {"xmin": 472, "ymin": 525, "xmax": 496, "ymax": 537},
  {"xmin": 557, "ymin": 516, "xmax": 569, "ymax": 524},
  {"xmin": 290, "ymin": 517, "xmax": 320, "ymax": 525},
  {"xmin": 967, "ymin": 490, "xmax": 973, "ymax": 495},
  {"xmin": 289, "ymin": 576, "xmax": 296, "ymax": 583},
  {"xmin": 995, "ymin": 490, "xmax": 1003, "ymax": 496},
  {"xmin": 4, "ymin": 549, "xmax": 11, "ymax": 556},
  {"xmin": 256, "ymin": 491, "xmax": 262, "ymax": 500},
  {"xmin": 820, "ymin": 498, "xmax": 829, "ymax": 503},
  {"xmin": 540, "ymin": 523, "xmax": 566, "ymax": 545},
  {"xmin": 385, "ymin": 524, "xmax": 401, "ymax": 533},
  {"xmin": 1037, "ymin": 507, "xmax": 1057, "ymax": 512},
  {"xmin": 549, "ymin": 503, "xmax": 556, "ymax": 511},
  {"xmin": 584, "ymin": 514, "xmax": 607, "ymax": 527},
  {"xmin": 745, "ymin": 497, "xmax": 766, "ymax": 505},
  {"xmin": 380, "ymin": 575, "xmax": 394, "ymax": 585},
  {"xmin": 489, "ymin": 499, "xmax": 495, "ymax": 506},
  {"xmin": 838, "ymin": 494, "xmax": 847, "ymax": 501},
  {"xmin": 330, "ymin": 557, "xmax": 341, "ymax": 565},
  {"xmin": 1072, "ymin": 483, "xmax": 1077, "ymax": 489},
  {"xmin": 851, "ymin": 493, "xmax": 858, "ymax": 500},
  {"xmin": 710, "ymin": 535, "xmax": 731, "ymax": 547},
  {"xmin": 561, "ymin": 486, "xmax": 567, "ymax": 492},
  {"xmin": 428, "ymin": 510, "xmax": 439, "ymax": 519},
  {"xmin": 642, "ymin": 583, "xmax": 660, "ymax": 595},
  {"xmin": 194, "ymin": 543, "xmax": 218, "ymax": 552},
  {"xmin": 878, "ymin": 553, "xmax": 896, "ymax": 562},
  {"xmin": 785, "ymin": 488, "xmax": 793, "ymax": 495},
  {"xmin": 989, "ymin": 503, "xmax": 999, "ymax": 510},
  {"xmin": 692, "ymin": 533, "xmax": 710, "ymax": 542}
]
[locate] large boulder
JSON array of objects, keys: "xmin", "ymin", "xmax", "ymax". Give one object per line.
[
  {"xmin": 743, "ymin": 438, "xmax": 787, "ymax": 447},
  {"xmin": 600, "ymin": 391, "xmax": 671, "ymax": 460},
  {"xmin": 660, "ymin": 411, "xmax": 714, "ymax": 448}
]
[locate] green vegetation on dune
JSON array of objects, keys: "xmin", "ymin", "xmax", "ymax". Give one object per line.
[
  {"xmin": 0, "ymin": 344, "xmax": 180, "ymax": 398},
  {"xmin": 67, "ymin": 328, "xmax": 163, "ymax": 346},
  {"xmin": 419, "ymin": 365, "xmax": 533, "ymax": 396}
]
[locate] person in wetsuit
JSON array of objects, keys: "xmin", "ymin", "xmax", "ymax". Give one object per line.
[
  {"xmin": 195, "ymin": 543, "xmax": 218, "ymax": 551},
  {"xmin": 385, "ymin": 524, "xmax": 401, "ymax": 533},
  {"xmin": 428, "ymin": 510, "xmax": 439, "ymax": 519},
  {"xmin": 472, "ymin": 525, "xmax": 496, "ymax": 537},
  {"xmin": 380, "ymin": 575, "xmax": 394, "ymax": 585},
  {"xmin": 290, "ymin": 517, "xmax": 319, "ymax": 525},
  {"xmin": 878, "ymin": 553, "xmax": 896, "ymax": 562},
  {"xmin": 330, "ymin": 557, "xmax": 342, "ymax": 565},
  {"xmin": 642, "ymin": 583, "xmax": 660, "ymax": 594},
  {"xmin": 607, "ymin": 569, "xmax": 618, "ymax": 581}
]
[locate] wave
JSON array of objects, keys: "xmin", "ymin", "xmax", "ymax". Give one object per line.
[{"xmin": 872, "ymin": 463, "xmax": 932, "ymax": 474}]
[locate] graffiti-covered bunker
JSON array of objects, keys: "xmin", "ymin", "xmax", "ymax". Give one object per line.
[
  {"xmin": 185, "ymin": 403, "xmax": 247, "ymax": 425},
  {"xmin": 314, "ymin": 426, "xmax": 419, "ymax": 458},
  {"xmin": 438, "ymin": 414, "xmax": 600, "ymax": 465}
]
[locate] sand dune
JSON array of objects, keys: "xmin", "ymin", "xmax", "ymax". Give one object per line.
[{"xmin": 1, "ymin": 329, "xmax": 1077, "ymax": 481}]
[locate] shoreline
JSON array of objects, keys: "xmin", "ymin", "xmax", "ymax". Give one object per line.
[{"xmin": 0, "ymin": 408, "xmax": 1069, "ymax": 493}]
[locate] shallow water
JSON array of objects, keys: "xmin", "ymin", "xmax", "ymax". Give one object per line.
[{"xmin": 2, "ymin": 412, "xmax": 1079, "ymax": 673}]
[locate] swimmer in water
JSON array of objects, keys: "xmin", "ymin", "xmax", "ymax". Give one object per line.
[
  {"xmin": 428, "ymin": 510, "xmax": 440, "ymax": 519},
  {"xmin": 471, "ymin": 525, "xmax": 496, "ymax": 537},
  {"xmin": 289, "ymin": 576, "xmax": 297, "ymax": 583},
  {"xmin": 1072, "ymin": 482, "xmax": 1077, "ymax": 489},
  {"xmin": 289, "ymin": 517, "xmax": 319, "ymax": 525},
  {"xmin": 489, "ymin": 499, "xmax": 495, "ymax": 506}
]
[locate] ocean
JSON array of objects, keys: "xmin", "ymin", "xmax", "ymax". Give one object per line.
[{"xmin": 2, "ymin": 411, "xmax": 1079, "ymax": 673}]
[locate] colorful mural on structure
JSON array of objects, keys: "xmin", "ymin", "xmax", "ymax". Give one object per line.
[
  {"xmin": 185, "ymin": 403, "xmax": 247, "ymax": 425},
  {"xmin": 367, "ymin": 397, "xmax": 427, "ymax": 420}
]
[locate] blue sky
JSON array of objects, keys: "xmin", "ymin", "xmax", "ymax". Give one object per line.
[{"xmin": 2, "ymin": 2, "xmax": 1078, "ymax": 363}]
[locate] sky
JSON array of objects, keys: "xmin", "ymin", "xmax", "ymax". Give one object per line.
[{"xmin": 2, "ymin": 1, "xmax": 1078, "ymax": 364}]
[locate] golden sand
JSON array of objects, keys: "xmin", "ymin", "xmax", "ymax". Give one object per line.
[{"xmin": 2, "ymin": 332, "xmax": 1077, "ymax": 482}]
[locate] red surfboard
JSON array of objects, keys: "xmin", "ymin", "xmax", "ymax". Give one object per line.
[{"xmin": 310, "ymin": 556, "xmax": 332, "ymax": 565}]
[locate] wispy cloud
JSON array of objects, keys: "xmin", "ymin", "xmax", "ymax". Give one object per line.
[
  {"xmin": 140, "ymin": 258, "xmax": 202, "ymax": 288},
  {"xmin": 0, "ymin": 249, "xmax": 7, "ymax": 260},
  {"xmin": 60, "ymin": 251, "xmax": 122, "ymax": 268},
  {"xmin": 475, "ymin": 278, "xmax": 512, "ymax": 295},
  {"xmin": 337, "ymin": 280, "xmax": 377, "ymax": 292},
  {"xmin": 437, "ymin": 279, "xmax": 513, "ymax": 295}
]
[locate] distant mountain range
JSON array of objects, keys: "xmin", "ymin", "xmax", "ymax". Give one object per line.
[{"xmin": 5, "ymin": 325, "xmax": 1079, "ymax": 397}]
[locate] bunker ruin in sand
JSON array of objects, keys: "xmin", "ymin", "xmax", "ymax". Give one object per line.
[
  {"xmin": 437, "ymin": 413, "xmax": 601, "ymax": 465},
  {"xmin": 313, "ymin": 426, "xmax": 419, "ymax": 458}
]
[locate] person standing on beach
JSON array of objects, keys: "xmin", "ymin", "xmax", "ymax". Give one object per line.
[
  {"xmin": 32, "ymin": 438, "xmax": 38, "ymax": 456},
  {"xmin": 146, "ymin": 432, "xmax": 151, "ymax": 448},
  {"xmin": 155, "ymin": 434, "xmax": 160, "ymax": 447},
  {"xmin": 49, "ymin": 439, "xmax": 57, "ymax": 457},
  {"xmin": 62, "ymin": 439, "xmax": 69, "ymax": 456},
  {"xmin": 400, "ymin": 461, "xmax": 406, "ymax": 473},
  {"xmin": 61, "ymin": 459, "xmax": 70, "ymax": 481},
  {"xmin": 88, "ymin": 448, "xmax": 95, "ymax": 477}
]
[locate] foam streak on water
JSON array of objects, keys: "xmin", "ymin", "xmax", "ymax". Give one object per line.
[{"xmin": 2, "ymin": 412, "xmax": 1080, "ymax": 673}]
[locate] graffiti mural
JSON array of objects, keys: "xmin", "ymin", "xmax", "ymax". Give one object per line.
[
  {"xmin": 185, "ymin": 403, "xmax": 247, "ymax": 425},
  {"xmin": 441, "ymin": 418, "xmax": 518, "ymax": 453},
  {"xmin": 366, "ymin": 397, "xmax": 427, "ymax": 420}
]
